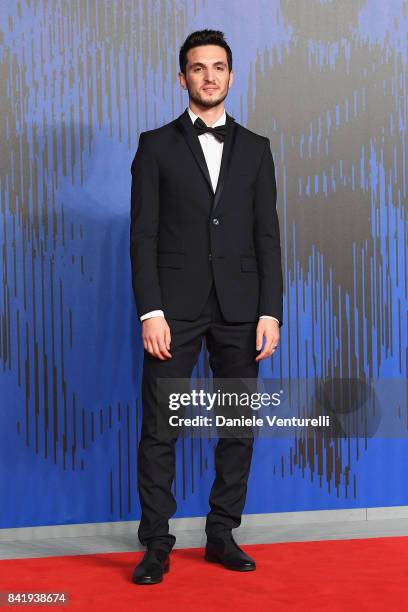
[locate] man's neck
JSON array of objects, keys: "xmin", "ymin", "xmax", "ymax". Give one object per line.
[{"xmin": 188, "ymin": 102, "xmax": 225, "ymax": 127}]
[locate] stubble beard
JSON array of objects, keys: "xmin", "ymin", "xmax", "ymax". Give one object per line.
[{"xmin": 187, "ymin": 85, "xmax": 228, "ymax": 109}]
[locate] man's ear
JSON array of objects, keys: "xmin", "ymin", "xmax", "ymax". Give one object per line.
[
  {"xmin": 228, "ymin": 71, "xmax": 234, "ymax": 89},
  {"xmin": 178, "ymin": 71, "xmax": 187, "ymax": 90}
]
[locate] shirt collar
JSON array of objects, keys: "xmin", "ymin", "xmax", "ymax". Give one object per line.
[{"xmin": 187, "ymin": 106, "xmax": 226, "ymax": 128}]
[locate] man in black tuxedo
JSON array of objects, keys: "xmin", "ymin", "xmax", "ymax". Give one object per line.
[{"xmin": 130, "ymin": 29, "xmax": 283, "ymax": 584}]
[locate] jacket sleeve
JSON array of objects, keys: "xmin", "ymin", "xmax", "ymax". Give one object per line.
[
  {"xmin": 253, "ymin": 138, "xmax": 283, "ymax": 326},
  {"xmin": 130, "ymin": 132, "xmax": 163, "ymax": 318}
]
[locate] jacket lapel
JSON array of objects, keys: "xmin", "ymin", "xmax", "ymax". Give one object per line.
[
  {"xmin": 174, "ymin": 109, "xmax": 237, "ymax": 213},
  {"xmin": 212, "ymin": 112, "xmax": 237, "ymax": 213}
]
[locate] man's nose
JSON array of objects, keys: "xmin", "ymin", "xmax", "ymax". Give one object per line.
[{"xmin": 205, "ymin": 70, "xmax": 216, "ymax": 83}]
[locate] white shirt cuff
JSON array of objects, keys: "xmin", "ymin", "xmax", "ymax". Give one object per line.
[
  {"xmin": 140, "ymin": 310, "xmax": 165, "ymax": 321},
  {"xmin": 259, "ymin": 315, "xmax": 280, "ymax": 324}
]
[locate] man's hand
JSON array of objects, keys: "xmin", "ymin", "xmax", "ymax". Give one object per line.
[
  {"xmin": 255, "ymin": 319, "xmax": 280, "ymax": 361},
  {"xmin": 142, "ymin": 317, "xmax": 172, "ymax": 360}
]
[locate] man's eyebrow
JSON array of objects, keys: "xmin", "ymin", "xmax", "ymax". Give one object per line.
[{"xmin": 189, "ymin": 61, "xmax": 227, "ymax": 68}]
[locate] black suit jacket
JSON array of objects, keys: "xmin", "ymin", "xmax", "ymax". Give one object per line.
[{"xmin": 130, "ymin": 108, "xmax": 283, "ymax": 324}]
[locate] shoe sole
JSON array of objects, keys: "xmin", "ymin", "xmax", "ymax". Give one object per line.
[
  {"xmin": 133, "ymin": 576, "xmax": 163, "ymax": 585},
  {"xmin": 204, "ymin": 553, "xmax": 256, "ymax": 571},
  {"xmin": 132, "ymin": 559, "xmax": 170, "ymax": 584}
]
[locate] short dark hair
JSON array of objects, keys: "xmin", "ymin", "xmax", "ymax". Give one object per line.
[{"xmin": 179, "ymin": 29, "xmax": 232, "ymax": 75}]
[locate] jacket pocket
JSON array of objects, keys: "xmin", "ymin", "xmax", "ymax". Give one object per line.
[
  {"xmin": 240, "ymin": 256, "xmax": 258, "ymax": 272},
  {"xmin": 157, "ymin": 252, "xmax": 185, "ymax": 269}
]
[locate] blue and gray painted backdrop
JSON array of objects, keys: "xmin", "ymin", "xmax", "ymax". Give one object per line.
[{"xmin": 1, "ymin": 0, "xmax": 407, "ymax": 529}]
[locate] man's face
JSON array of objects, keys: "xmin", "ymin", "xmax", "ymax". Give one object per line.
[{"xmin": 179, "ymin": 44, "xmax": 233, "ymax": 109}]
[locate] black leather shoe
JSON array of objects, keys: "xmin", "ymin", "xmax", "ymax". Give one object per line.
[
  {"xmin": 132, "ymin": 548, "xmax": 170, "ymax": 584},
  {"xmin": 205, "ymin": 535, "xmax": 256, "ymax": 571}
]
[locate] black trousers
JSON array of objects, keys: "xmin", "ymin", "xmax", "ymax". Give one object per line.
[{"xmin": 137, "ymin": 280, "xmax": 259, "ymax": 552}]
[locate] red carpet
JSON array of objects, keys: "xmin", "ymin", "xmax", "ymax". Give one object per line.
[{"xmin": 1, "ymin": 537, "xmax": 408, "ymax": 611}]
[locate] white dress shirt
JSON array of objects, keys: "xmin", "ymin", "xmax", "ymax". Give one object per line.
[{"xmin": 140, "ymin": 107, "xmax": 279, "ymax": 325}]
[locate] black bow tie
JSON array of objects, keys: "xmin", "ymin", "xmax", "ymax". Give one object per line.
[{"xmin": 194, "ymin": 117, "xmax": 227, "ymax": 142}]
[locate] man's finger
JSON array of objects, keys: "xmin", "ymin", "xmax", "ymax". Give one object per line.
[
  {"xmin": 158, "ymin": 335, "xmax": 172, "ymax": 359},
  {"xmin": 256, "ymin": 329, "xmax": 264, "ymax": 351},
  {"xmin": 150, "ymin": 338, "xmax": 165, "ymax": 360},
  {"xmin": 256, "ymin": 340, "xmax": 278, "ymax": 361},
  {"xmin": 146, "ymin": 339, "xmax": 154, "ymax": 356},
  {"xmin": 257, "ymin": 344, "xmax": 272, "ymax": 360},
  {"xmin": 164, "ymin": 327, "xmax": 171, "ymax": 351}
]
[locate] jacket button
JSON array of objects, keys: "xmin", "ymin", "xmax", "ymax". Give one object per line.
[
  {"xmin": 208, "ymin": 253, "xmax": 212, "ymax": 261},
  {"xmin": 212, "ymin": 218, "xmax": 219, "ymax": 225}
]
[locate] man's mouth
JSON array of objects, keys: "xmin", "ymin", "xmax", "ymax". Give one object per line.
[{"xmin": 203, "ymin": 87, "xmax": 218, "ymax": 92}]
